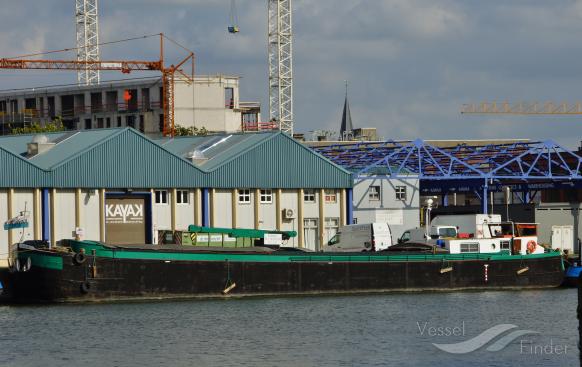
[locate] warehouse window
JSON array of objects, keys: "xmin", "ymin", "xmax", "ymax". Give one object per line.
[
  {"xmin": 324, "ymin": 189, "xmax": 337, "ymax": 203},
  {"xmin": 154, "ymin": 190, "xmax": 168, "ymax": 205},
  {"xmin": 369, "ymin": 186, "xmax": 380, "ymax": 201},
  {"xmin": 176, "ymin": 190, "xmax": 189, "ymax": 205},
  {"xmin": 325, "ymin": 217, "xmax": 339, "ymax": 242},
  {"xmin": 304, "ymin": 189, "xmax": 316, "ymax": 203},
  {"xmin": 238, "ymin": 189, "xmax": 251, "ymax": 204},
  {"xmin": 260, "ymin": 189, "xmax": 272, "ymax": 204},
  {"xmin": 395, "ymin": 186, "xmax": 407, "ymax": 201}
]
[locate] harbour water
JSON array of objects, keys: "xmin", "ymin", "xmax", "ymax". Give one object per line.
[{"xmin": 0, "ymin": 289, "xmax": 577, "ymax": 366}]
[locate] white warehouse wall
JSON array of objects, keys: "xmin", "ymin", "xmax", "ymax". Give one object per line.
[
  {"xmin": 353, "ymin": 178, "xmax": 420, "ymax": 241},
  {"xmin": 213, "ymin": 190, "xmax": 232, "ymax": 229},
  {"xmin": 79, "ymin": 190, "xmax": 100, "ymax": 242},
  {"xmin": 54, "ymin": 190, "xmax": 76, "ymax": 242},
  {"xmin": 175, "ymin": 190, "xmax": 195, "ymax": 231}
]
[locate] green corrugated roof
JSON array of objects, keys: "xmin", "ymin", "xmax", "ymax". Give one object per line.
[
  {"xmin": 0, "ymin": 128, "xmax": 352, "ymax": 189},
  {"xmin": 32, "ymin": 129, "xmax": 120, "ymax": 169},
  {"xmin": 0, "ymin": 146, "xmax": 47, "ymax": 187},
  {"xmin": 202, "ymin": 133, "xmax": 353, "ymax": 188},
  {"xmin": 155, "ymin": 132, "xmax": 275, "ymax": 170},
  {"xmin": 0, "ymin": 129, "xmax": 123, "ymax": 169}
]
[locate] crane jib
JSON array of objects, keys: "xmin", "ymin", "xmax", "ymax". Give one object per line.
[{"xmin": 0, "ymin": 59, "xmax": 162, "ymax": 71}]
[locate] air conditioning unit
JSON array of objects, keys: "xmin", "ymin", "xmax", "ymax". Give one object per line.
[{"xmin": 283, "ymin": 208, "xmax": 296, "ymax": 219}]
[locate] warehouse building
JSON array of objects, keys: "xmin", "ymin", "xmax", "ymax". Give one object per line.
[{"xmin": 0, "ymin": 128, "xmax": 352, "ymax": 267}]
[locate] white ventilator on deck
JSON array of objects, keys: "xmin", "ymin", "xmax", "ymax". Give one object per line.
[
  {"xmin": 268, "ymin": 0, "xmax": 293, "ymax": 135},
  {"xmin": 75, "ymin": 0, "xmax": 101, "ymax": 86}
]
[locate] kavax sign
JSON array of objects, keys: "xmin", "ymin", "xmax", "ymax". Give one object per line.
[
  {"xmin": 105, "ymin": 197, "xmax": 146, "ymax": 244},
  {"xmin": 106, "ymin": 203, "xmax": 144, "ymax": 224}
]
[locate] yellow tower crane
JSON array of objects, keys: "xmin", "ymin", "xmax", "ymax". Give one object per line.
[{"xmin": 461, "ymin": 101, "xmax": 582, "ymax": 115}]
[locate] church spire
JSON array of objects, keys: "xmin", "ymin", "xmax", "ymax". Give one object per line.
[{"xmin": 340, "ymin": 80, "xmax": 354, "ymax": 140}]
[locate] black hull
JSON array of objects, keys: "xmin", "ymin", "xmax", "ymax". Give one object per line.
[{"xmin": 8, "ymin": 250, "xmax": 565, "ymax": 303}]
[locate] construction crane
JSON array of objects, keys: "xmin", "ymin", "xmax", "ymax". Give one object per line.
[
  {"xmin": 227, "ymin": 1, "xmax": 294, "ymax": 134},
  {"xmin": 76, "ymin": 0, "xmax": 100, "ymax": 86},
  {"xmin": 461, "ymin": 101, "xmax": 582, "ymax": 115},
  {"xmin": 268, "ymin": 0, "xmax": 294, "ymax": 135},
  {"xmin": 0, "ymin": 34, "xmax": 194, "ymax": 137},
  {"xmin": 228, "ymin": 0, "xmax": 240, "ymax": 34}
]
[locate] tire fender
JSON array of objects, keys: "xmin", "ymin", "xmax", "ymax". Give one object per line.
[
  {"xmin": 80, "ymin": 281, "xmax": 91, "ymax": 294},
  {"xmin": 73, "ymin": 252, "xmax": 87, "ymax": 265}
]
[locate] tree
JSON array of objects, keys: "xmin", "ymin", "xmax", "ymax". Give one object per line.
[
  {"xmin": 173, "ymin": 124, "xmax": 208, "ymax": 136},
  {"xmin": 10, "ymin": 117, "xmax": 66, "ymax": 135}
]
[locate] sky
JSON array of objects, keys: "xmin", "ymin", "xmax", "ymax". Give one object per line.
[{"xmin": 1, "ymin": 0, "xmax": 582, "ymax": 148}]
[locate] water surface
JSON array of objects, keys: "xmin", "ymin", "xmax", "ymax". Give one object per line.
[{"xmin": 0, "ymin": 289, "xmax": 577, "ymax": 366}]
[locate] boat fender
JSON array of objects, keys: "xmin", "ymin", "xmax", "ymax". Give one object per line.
[
  {"xmin": 527, "ymin": 240, "xmax": 537, "ymax": 254},
  {"xmin": 223, "ymin": 282, "xmax": 237, "ymax": 294},
  {"xmin": 80, "ymin": 281, "xmax": 91, "ymax": 294},
  {"xmin": 73, "ymin": 252, "xmax": 87, "ymax": 265},
  {"xmin": 14, "ymin": 258, "xmax": 20, "ymax": 272},
  {"xmin": 20, "ymin": 257, "xmax": 32, "ymax": 272}
]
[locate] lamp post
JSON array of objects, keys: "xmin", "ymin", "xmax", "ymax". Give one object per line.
[{"xmin": 424, "ymin": 197, "xmax": 437, "ymax": 239}]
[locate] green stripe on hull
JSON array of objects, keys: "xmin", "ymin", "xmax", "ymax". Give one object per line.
[
  {"xmin": 19, "ymin": 252, "xmax": 64, "ymax": 270},
  {"xmin": 65, "ymin": 240, "xmax": 563, "ymax": 264}
]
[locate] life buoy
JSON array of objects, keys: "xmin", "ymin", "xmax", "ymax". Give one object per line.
[
  {"xmin": 527, "ymin": 240, "xmax": 537, "ymax": 254},
  {"xmin": 73, "ymin": 252, "xmax": 87, "ymax": 265}
]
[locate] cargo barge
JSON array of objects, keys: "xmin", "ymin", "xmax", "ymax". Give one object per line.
[{"xmin": 7, "ymin": 239, "xmax": 564, "ymax": 303}]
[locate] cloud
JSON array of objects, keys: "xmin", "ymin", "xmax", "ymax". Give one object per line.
[{"xmin": 0, "ymin": 1, "xmax": 581, "ymax": 149}]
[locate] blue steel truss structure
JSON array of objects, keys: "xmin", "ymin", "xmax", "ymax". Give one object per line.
[{"xmin": 313, "ymin": 139, "xmax": 582, "ymax": 213}]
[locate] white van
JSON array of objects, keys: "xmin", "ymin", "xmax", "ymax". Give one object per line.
[
  {"xmin": 398, "ymin": 226, "xmax": 457, "ymax": 244},
  {"xmin": 324, "ymin": 223, "xmax": 393, "ymax": 252},
  {"xmin": 398, "ymin": 228, "xmax": 428, "ymax": 244}
]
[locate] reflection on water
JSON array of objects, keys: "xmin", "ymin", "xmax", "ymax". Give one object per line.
[{"xmin": 0, "ymin": 289, "xmax": 577, "ymax": 367}]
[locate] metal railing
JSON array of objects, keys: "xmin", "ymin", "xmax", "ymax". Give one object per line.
[
  {"xmin": 1, "ymin": 101, "xmax": 163, "ymax": 119},
  {"xmin": 242, "ymin": 121, "xmax": 278, "ymax": 132}
]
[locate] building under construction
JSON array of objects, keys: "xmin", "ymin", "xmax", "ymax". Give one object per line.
[{"xmin": 0, "ymin": 75, "xmax": 264, "ymax": 136}]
